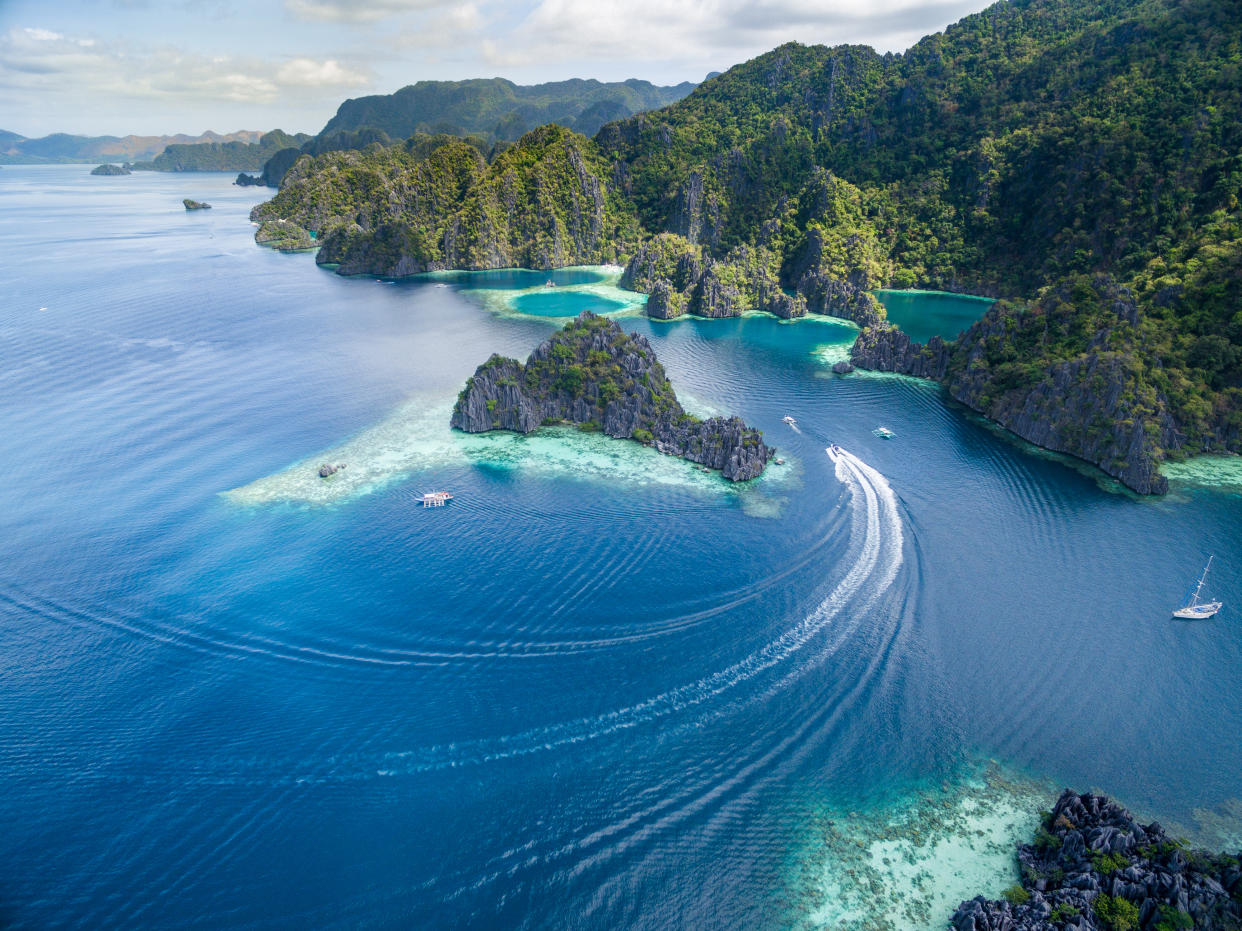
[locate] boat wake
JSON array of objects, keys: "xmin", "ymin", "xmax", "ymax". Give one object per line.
[{"xmin": 321, "ymin": 447, "xmax": 906, "ymax": 778}]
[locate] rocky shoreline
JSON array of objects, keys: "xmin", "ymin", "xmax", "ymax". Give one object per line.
[
  {"xmin": 849, "ymin": 281, "xmax": 1177, "ymax": 495},
  {"xmin": 953, "ymin": 789, "xmax": 1242, "ymax": 930},
  {"xmin": 451, "ymin": 312, "xmax": 773, "ymax": 481}
]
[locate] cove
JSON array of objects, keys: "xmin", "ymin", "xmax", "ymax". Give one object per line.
[{"xmin": 874, "ymin": 288, "xmax": 995, "ymax": 343}]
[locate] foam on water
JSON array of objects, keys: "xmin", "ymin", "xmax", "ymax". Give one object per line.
[
  {"xmin": 797, "ymin": 762, "xmax": 1057, "ymax": 931},
  {"xmin": 224, "ymin": 392, "xmax": 796, "ymax": 514}
]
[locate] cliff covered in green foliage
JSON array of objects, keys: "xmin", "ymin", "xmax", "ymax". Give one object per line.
[
  {"xmin": 451, "ymin": 312, "xmax": 773, "ymax": 480},
  {"xmin": 252, "ymin": 127, "xmax": 640, "ymax": 274},
  {"xmin": 253, "ymin": 0, "xmax": 1242, "ymax": 492}
]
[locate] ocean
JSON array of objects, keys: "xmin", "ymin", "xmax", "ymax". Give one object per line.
[{"xmin": 1, "ymin": 166, "xmax": 1239, "ymax": 929}]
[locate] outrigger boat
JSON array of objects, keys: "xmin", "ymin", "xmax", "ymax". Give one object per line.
[
  {"xmin": 782, "ymin": 415, "xmax": 797, "ymax": 425},
  {"xmin": 872, "ymin": 426, "xmax": 895, "ymax": 439},
  {"xmin": 1172, "ymin": 557, "xmax": 1223, "ymax": 619}
]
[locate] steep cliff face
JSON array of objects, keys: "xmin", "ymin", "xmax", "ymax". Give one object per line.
[
  {"xmin": 450, "ymin": 312, "xmax": 773, "ymax": 480},
  {"xmin": 850, "ymin": 281, "xmax": 1179, "ymax": 494},
  {"xmin": 251, "ymin": 127, "xmax": 639, "ymax": 276},
  {"xmin": 620, "ymin": 229, "xmax": 807, "ymax": 321},
  {"xmin": 952, "ymin": 789, "xmax": 1242, "ymax": 931}
]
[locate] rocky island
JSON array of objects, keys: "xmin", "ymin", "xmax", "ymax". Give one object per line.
[
  {"xmin": 953, "ymin": 789, "xmax": 1242, "ymax": 930},
  {"xmin": 182, "ymin": 199, "xmax": 212, "ymax": 210},
  {"xmin": 451, "ymin": 312, "xmax": 773, "ymax": 480},
  {"xmin": 91, "ymin": 163, "xmax": 130, "ymax": 175}
]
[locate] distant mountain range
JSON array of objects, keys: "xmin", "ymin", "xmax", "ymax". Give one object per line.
[
  {"xmin": 0, "ymin": 129, "xmax": 268, "ymax": 165},
  {"xmin": 240, "ymin": 77, "xmax": 697, "ymax": 188}
]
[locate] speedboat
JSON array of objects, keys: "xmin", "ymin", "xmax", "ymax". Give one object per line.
[
  {"xmin": 872, "ymin": 426, "xmax": 895, "ymax": 438},
  {"xmin": 825, "ymin": 444, "xmax": 844, "ymax": 463},
  {"xmin": 782, "ymin": 415, "xmax": 797, "ymax": 425},
  {"xmin": 1172, "ymin": 557, "xmax": 1223, "ymax": 619}
]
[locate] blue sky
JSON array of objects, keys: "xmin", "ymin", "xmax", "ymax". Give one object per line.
[{"xmin": 0, "ymin": 0, "xmax": 992, "ymax": 138}]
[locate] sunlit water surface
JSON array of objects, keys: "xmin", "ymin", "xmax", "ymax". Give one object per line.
[{"xmin": 1, "ymin": 167, "xmax": 1240, "ymax": 930}]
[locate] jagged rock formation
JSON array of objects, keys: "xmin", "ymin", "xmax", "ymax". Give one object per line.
[
  {"xmin": 252, "ymin": 127, "xmax": 638, "ymax": 275},
  {"xmin": 850, "ymin": 277, "xmax": 1179, "ymax": 494},
  {"xmin": 450, "ymin": 312, "xmax": 773, "ymax": 480},
  {"xmin": 253, "ymin": 0, "xmax": 1242, "ymax": 492},
  {"xmin": 182, "ymin": 199, "xmax": 211, "ymax": 210},
  {"xmin": 952, "ymin": 789, "xmax": 1242, "ymax": 931},
  {"xmin": 91, "ymin": 163, "xmax": 130, "ymax": 176}
]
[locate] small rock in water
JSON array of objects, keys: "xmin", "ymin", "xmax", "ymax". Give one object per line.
[
  {"xmin": 318, "ymin": 463, "xmax": 346, "ymax": 478},
  {"xmin": 832, "ymin": 360, "xmax": 854, "ymax": 374}
]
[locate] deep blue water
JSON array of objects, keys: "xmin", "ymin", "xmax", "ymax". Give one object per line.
[{"xmin": 1, "ymin": 167, "xmax": 1240, "ymax": 929}]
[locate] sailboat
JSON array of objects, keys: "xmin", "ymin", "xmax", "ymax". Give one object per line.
[{"xmin": 1172, "ymin": 556, "xmax": 1223, "ymax": 619}]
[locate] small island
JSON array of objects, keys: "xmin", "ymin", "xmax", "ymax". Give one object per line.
[
  {"xmin": 953, "ymin": 789, "xmax": 1242, "ymax": 930},
  {"xmin": 451, "ymin": 312, "xmax": 773, "ymax": 481},
  {"xmin": 182, "ymin": 199, "xmax": 212, "ymax": 210},
  {"xmin": 91, "ymin": 163, "xmax": 130, "ymax": 176}
]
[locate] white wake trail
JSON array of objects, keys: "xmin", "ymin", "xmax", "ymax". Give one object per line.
[{"xmin": 331, "ymin": 449, "xmax": 907, "ymax": 776}]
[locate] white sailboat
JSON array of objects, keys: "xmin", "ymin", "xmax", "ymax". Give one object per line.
[{"xmin": 1172, "ymin": 556, "xmax": 1223, "ymax": 619}]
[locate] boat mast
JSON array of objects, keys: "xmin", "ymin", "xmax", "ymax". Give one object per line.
[{"xmin": 1191, "ymin": 556, "xmax": 1214, "ymax": 605}]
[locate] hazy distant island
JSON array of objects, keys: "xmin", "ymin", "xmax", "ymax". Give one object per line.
[
  {"xmin": 1, "ymin": 128, "xmax": 268, "ymax": 165},
  {"xmin": 952, "ymin": 789, "xmax": 1242, "ymax": 930},
  {"xmin": 452, "ymin": 312, "xmax": 773, "ymax": 481},
  {"xmin": 91, "ymin": 163, "xmax": 130, "ymax": 176},
  {"xmin": 249, "ymin": 0, "xmax": 1241, "ymax": 496}
]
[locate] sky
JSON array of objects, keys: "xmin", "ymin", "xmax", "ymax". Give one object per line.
[{"xmin": 0, "ymin": 0, "xmax": 993, "ymax": 138}]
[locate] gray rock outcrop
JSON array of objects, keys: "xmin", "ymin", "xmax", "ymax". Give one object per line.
[
  {"xmin": 450, "ymin": 312, "xmax": 773, "ymax": 480},
  {"xmin": 952, "ymin": 789, "xmax": 1242, "ymax": 931}
]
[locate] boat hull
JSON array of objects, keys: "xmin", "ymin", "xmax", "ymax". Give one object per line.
[{"xmin": 1172, "ymin": 601, "xmax": 1222, "ymax": 620}]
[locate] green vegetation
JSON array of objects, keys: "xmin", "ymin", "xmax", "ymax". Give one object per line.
[
  {"xmin": 260, "ymin": 0, "xmax": 1242, "ymax": 484},
  {"xmin": 1000, "ymin": 884, "xmax": 1030, "ymax": 905},
  {"xmin": 1093, "ymin": 894, "xmax": 1140, "ymax": 931},
  {"xmin": 321, "ymin": 77, "xmax": 694, "ymax": 145},
  {"xmin": 1154, "ymin": 905, "xmax": 1194, "ymax": 930},
  {"xmin": 1049, "ymin": 903, "xmax": 1080, "ymax": 922},
  {"xmin": 255, "ymin": 127, "xmax": 639, "ymax": 275},
  {"xmin": 1091, "ymin": 850, "xmax": 1130, "ymax": 875},
  {"xmin": 255, "ymin": 220, "xmax": 314, "ymax": 252}
]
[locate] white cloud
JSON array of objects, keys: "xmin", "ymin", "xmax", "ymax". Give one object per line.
[
  {"xmin": 0, "ymin": 28, "xmax": 373, "ymax": 108},
  {"xmin": 277, "ymin": 58, "xmax": 369, "ymax": 87},
  {"xmin": 283, "ymin": 0, "xmax": 455, "ymax": 24},
  {"xmin": 481, "ymin": 0, "xmax": 987, "ymax": 71}
]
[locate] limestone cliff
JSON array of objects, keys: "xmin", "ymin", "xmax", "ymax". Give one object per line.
[
  {"xmin": 953, "ymin": 789, "xmax": 1242, "ymax": 931},
  {"xmin": 450, "ymin": 312, "xmax": 773, "ymax": 481},
  {"xmin": 850, "ymin": 281, "xmax": 1179, "ymax": 494}
]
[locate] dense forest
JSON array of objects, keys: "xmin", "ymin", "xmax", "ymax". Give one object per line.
[
  {"xmin": 242, "ymin": 78, "xmax": 695, "ymax": 188},
  {"xmin": 251, "ymin": 0, "xmax": 1242, "ymax": 492}
]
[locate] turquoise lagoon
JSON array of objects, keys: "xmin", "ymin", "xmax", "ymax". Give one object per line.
[
  {"xmin": 1, "ymin": 167, "xmax": 1240, "ymax": 929},
  {"xmin": 875, "ymin": 288, "xmax": 996, "ymax": 343}
]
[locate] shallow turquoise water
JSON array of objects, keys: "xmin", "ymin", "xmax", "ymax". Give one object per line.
[
  {"xmin": 0, "ymin": 167, "xmax": 1239, "ymax": 929},
  {"xmin": 511, "ymin": 289, "xmax": 628, "ymax": 316},
  {"xmin": 875, "ymin": 289, "xmax": 995, "ymax": 343}
]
